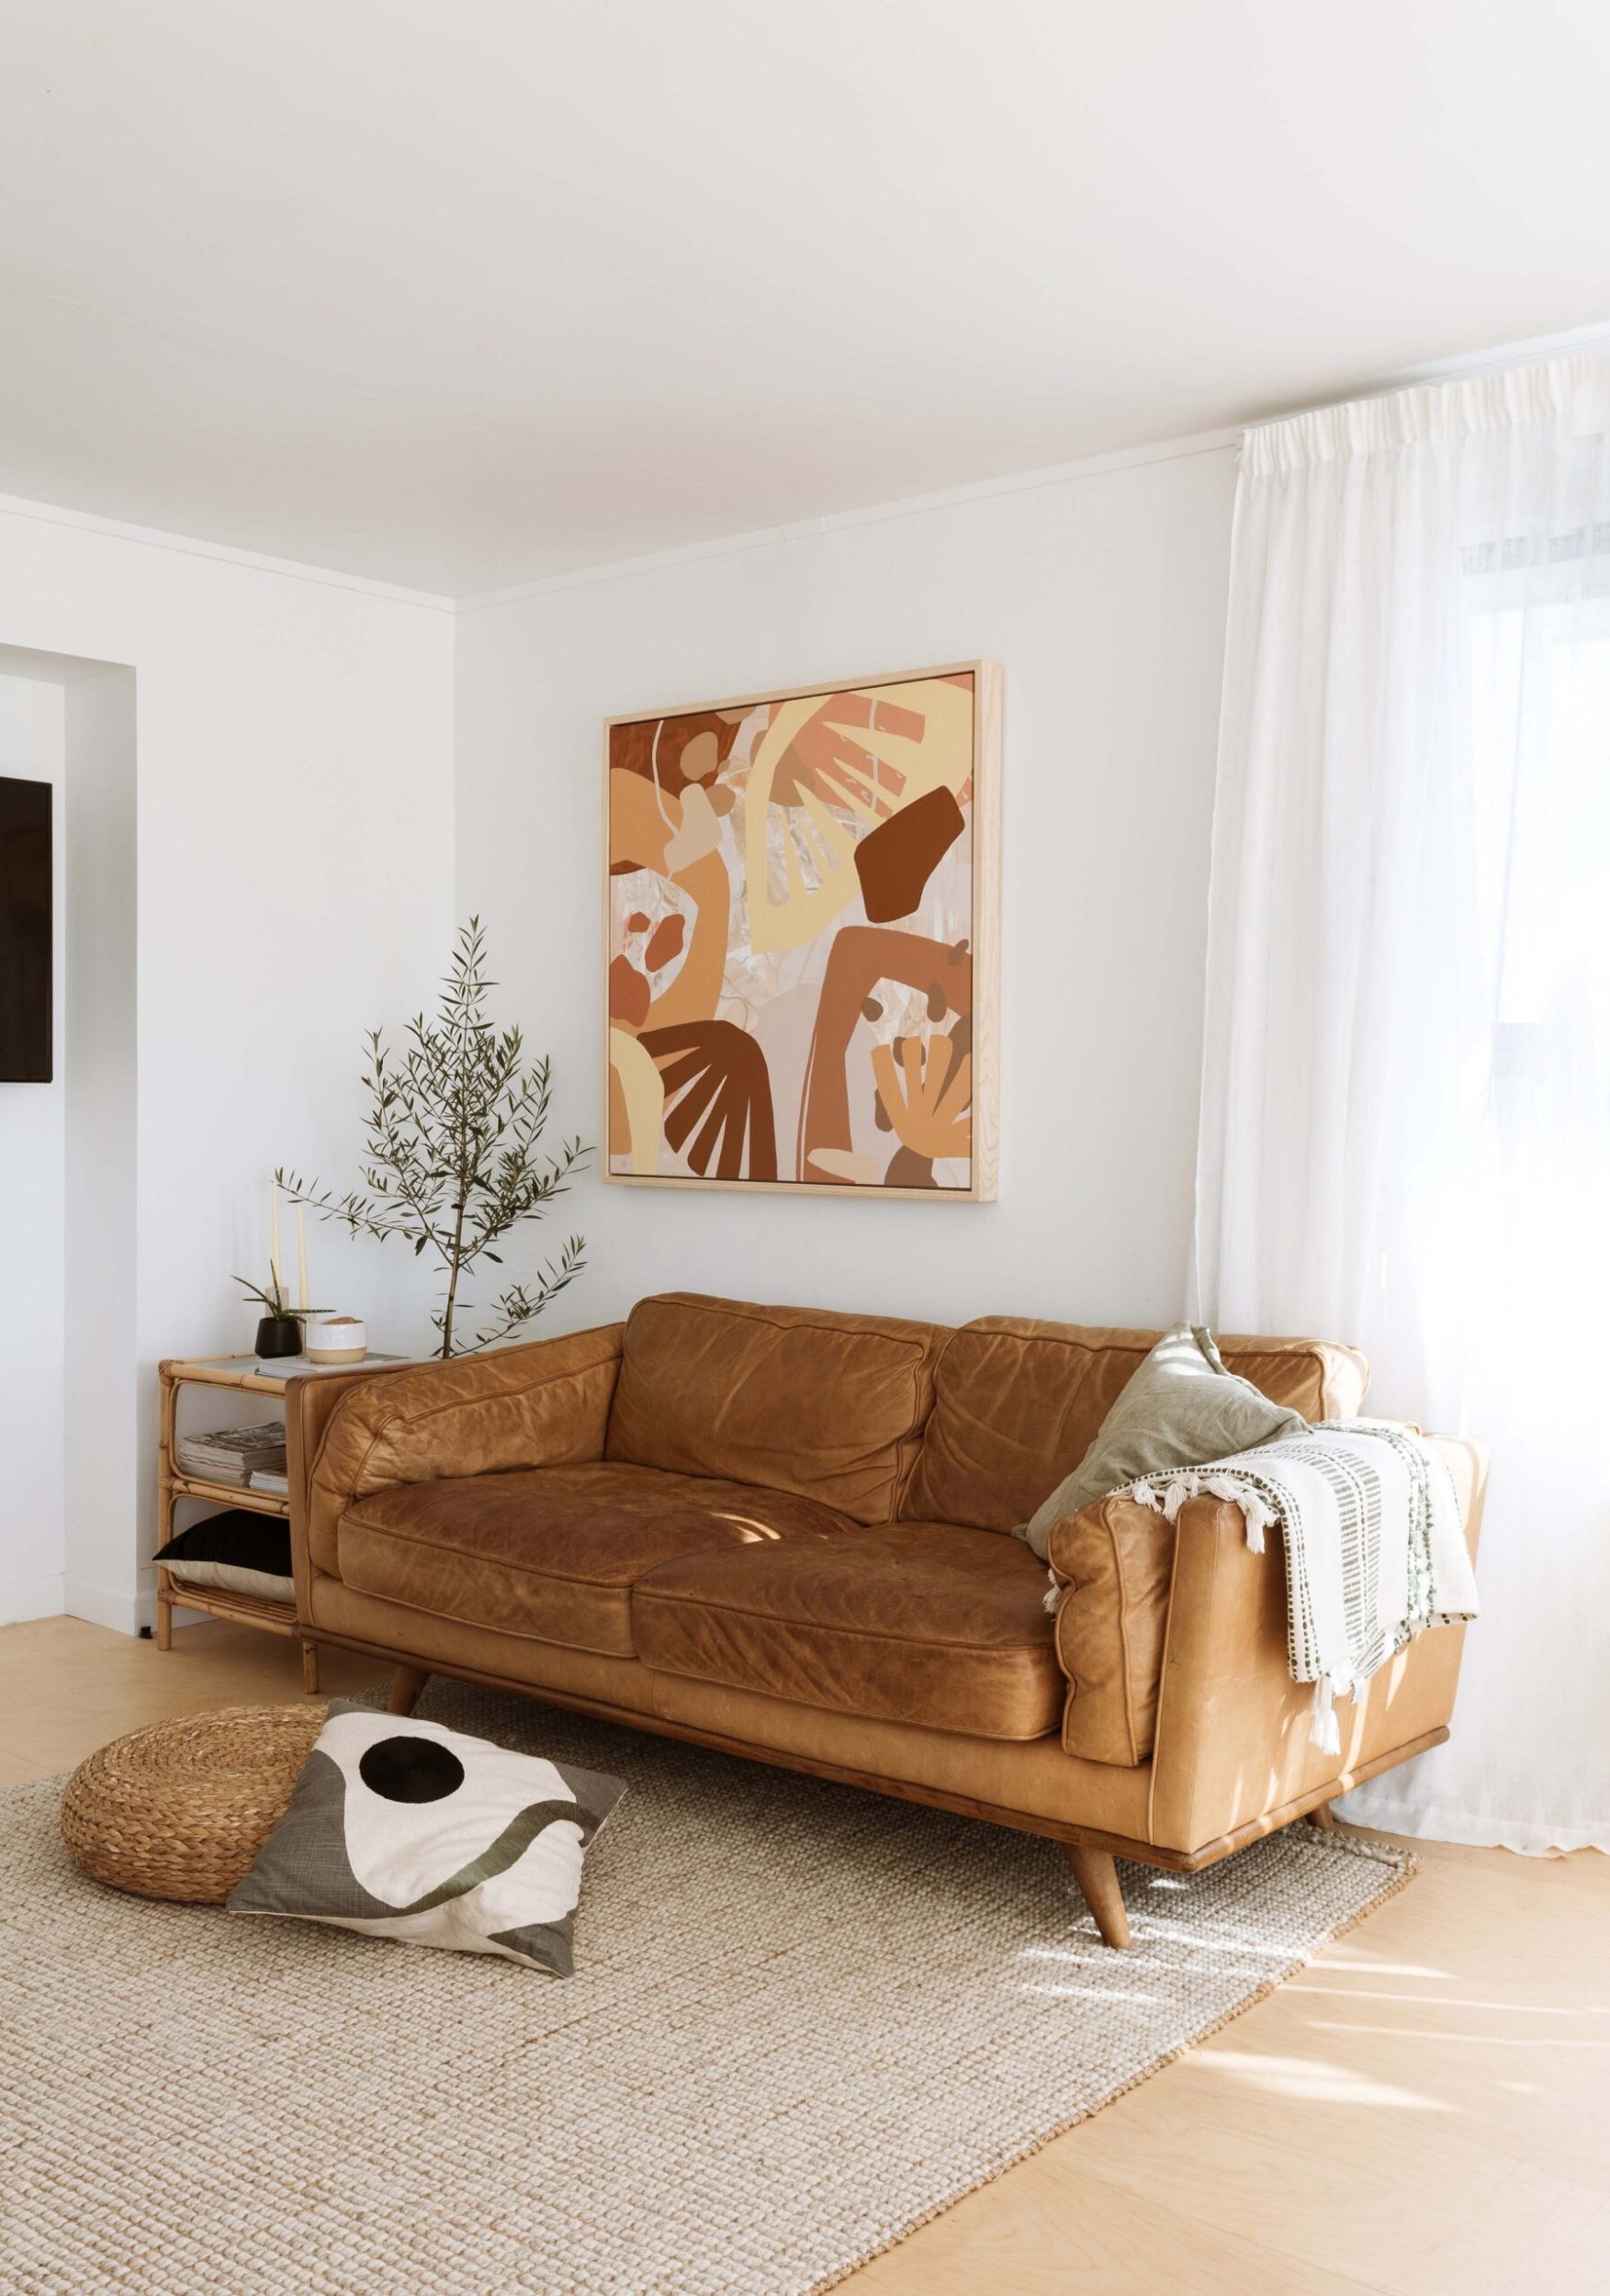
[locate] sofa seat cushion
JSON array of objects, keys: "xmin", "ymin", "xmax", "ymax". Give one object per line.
[
  {"xmin": 605, "ymin": 1292, "xmax": 946, "ymax": 1524},
  {"xmin": 631, "ymin": 1521, "xmax": 1064, "ymax": 1740},
  {"xmin": 337, "ymin": 1463, "xmax": 856, "ymax": 1659}
]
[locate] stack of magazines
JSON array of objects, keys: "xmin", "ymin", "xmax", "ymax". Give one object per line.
[{"xmin": 176, "ymin": 1421, "xmax": 288, "ymax": 1494}]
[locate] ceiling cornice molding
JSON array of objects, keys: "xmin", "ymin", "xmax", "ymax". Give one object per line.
[
  {"xmin": 0, "ymin": 490, "xmax": 455, "ymax": 612},
  {"xmin": 7, "ymin": 326, "xmax": 1606, "ymax": 613},
  {"xmin": 1390, "ymin": 317, "xmax": 1610, "ymax": 388},
  {"xmin": 454, "ymin": 425, "xmax": 1244, "ymax": 615},
  {"xmin": 458, "ymin": 323, "xmax": 1610, "ymax": 613}
]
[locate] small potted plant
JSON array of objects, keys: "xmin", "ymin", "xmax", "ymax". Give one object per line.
[{"xmin": 233, "ymin": 1273, "xmax": 321, "ymax": 1360}]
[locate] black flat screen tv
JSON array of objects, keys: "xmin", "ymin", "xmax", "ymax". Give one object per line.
[{"xmin": 0, "ymin": 776, "xmax": 52, "ymax": 1082}]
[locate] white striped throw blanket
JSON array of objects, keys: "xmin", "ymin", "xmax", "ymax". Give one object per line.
[{"xmin": 1091, "ymin": 1420, "xmax": 1480, "ymax": 1753}]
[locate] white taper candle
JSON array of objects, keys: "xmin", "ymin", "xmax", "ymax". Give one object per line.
[
  {"xmin": 297, "ymin": 1206, "xmax": 310, "ymax": 1319},
  {"xmin": 269, "ymin": 1176, "xmax": 283, "ymax": 1304}
]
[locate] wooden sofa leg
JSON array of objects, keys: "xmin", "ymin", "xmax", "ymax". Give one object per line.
[
  {"xmin": 387, "ymin": 1664, "xmax": 430, "ymax": 1716},
  {"xmin": 1064, "ymin": 1845, "xmax": 1133, "ymax": 1949},
  {"xmin": 1312, "ymin": 1801, "xmax": 1338, "ymax": 1830}
]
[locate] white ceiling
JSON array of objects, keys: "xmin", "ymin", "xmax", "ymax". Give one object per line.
[{"xmin": 3, "ymin": 1, "xmax": 1609, "ymax": 597}]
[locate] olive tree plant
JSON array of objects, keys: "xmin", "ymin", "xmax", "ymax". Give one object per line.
[{"xmin": 278, "ymin": 919, "xmax": 588, "ymax": 1359}]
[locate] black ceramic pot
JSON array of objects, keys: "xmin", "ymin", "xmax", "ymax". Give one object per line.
[{"xmin": 254, "ymin": 1314, "xmax": 303, "ymax": 1359}]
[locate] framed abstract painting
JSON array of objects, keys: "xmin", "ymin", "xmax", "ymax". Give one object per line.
[{"xmin": 604, "ymin": 660, "xmax": 999, "ymax": 1199}]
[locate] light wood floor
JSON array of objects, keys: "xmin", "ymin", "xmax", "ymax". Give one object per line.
[{"xmin": 5, "ymin": 1615, "xmax": 1607, "ymax": 2295}]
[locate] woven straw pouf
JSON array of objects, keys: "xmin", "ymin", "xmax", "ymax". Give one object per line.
[{"xmin": 61, "ymin": 1704, "xmax": 326, "ymax": 1904}]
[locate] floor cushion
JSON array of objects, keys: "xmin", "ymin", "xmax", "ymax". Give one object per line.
[
  {"xmin": 631, "ymin": 1521, "xmax": 1064, "ymax": 1740},
  {"xmin": 229, "ymin": 1701, "xmax": 625, "ymax": 1976},
  {"xmin": 336, "ymin": 1462, "xmax": 855, "ymax": 1658}
]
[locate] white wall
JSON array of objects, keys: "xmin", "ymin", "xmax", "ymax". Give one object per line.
[
  {"xmin": 0, "ymin": 434, "xmax": 1236, "ymax": 1628},
  {"xmin": 0, "ymin": 671, "xmax": 66, "ymax": 1619},
  {"xmin": 62, "ymin": 663, "xmax": 139, "ymax": 1627},
  {"xmin": 0, "ymin": 502, "xmax": 456, "ymax": 1629},
  {"xmin": 454, "ymin": 441, "xmax": 1238, "ymax": 1334}
]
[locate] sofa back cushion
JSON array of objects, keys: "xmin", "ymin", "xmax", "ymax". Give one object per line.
[
  {"xmin": 906, "ymin": 1317, "xmax": 1369, "ymax": 1535},
  {"xmin": 606, "ymin": 1293, "xmax": 947, "ymax": 1525}
]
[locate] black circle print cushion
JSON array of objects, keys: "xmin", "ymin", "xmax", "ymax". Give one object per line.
[
  {"xmin": 229, "ymin": 1701, "xmax": 625, "ymax": 1976},
  {"xmin": 358, "ymin": 1734, "xmax": 466, "ymax": 1804}
]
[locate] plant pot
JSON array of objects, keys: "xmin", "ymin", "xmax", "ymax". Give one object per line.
[
  {"xmin": 254, "ymin": 1314, "xmax": 303, "ymax": 1359},
  {"xmin": 306, "ymin": 1315, "xmax": 367, "ymax": 1365}
]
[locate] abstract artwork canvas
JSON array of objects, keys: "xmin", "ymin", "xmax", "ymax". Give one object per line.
[{"xmin": 605, "ymin": 662, "xmax": 998, "ymax": 1197}]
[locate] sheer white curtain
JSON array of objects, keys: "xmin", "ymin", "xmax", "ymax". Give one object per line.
[{"xmin": 1193, "ymin": 351, "xmax": 1610, "ymax": 1851}]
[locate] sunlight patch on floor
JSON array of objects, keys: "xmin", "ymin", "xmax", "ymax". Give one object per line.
[
  {"xmin": 1287, "ymin": 1985, "xmax": 1604, "ymax": 2014},
  {"xmin": 1191, "ymin": 2047, "xmax": 1447, "ymax": 2111},
  {"xmin": 1302, "ymin": 2020, "xmax": 1610, "ymax": 2049}
]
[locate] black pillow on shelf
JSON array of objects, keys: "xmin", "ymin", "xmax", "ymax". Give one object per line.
[{"xmin": 154, "ymin": 1510, "xmax": 295, "ymax": 1603}]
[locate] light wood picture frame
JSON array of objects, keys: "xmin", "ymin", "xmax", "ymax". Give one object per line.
[{"xmin": 603, "ymin": 660, "xmax": 999, "ymax": 1200}]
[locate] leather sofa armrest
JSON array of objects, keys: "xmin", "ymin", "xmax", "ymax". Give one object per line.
[
  {"xmin": 1049, "ymin": 1496, "xmax": 1176, "ymax": 1766},
  {"xmin": 287, "ymin": 1358, "xmax": 419, "ymax": 1620},
  {"xmin": 1146, "ymin": 1433, "xmax": 1488, "ymax": 1856},
  {"xmin": 1047, "ymin": 1430, "xmax": 1489, "ymax": 1786},
  {"xmin": 296, "ymin": 1322, "xmax": 625, "ymax": 1592}
]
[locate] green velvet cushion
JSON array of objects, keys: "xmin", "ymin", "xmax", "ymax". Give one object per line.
[{"xmin": 1014, "ymin": 1322, "xmax": 1306, "ymax": 1560}]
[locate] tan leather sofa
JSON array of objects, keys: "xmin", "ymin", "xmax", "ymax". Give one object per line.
[{"xmin": 287, "ymin": 1292, "xmax": 1485, "ymax": 1946}]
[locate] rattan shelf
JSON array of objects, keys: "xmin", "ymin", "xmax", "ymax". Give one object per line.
[
  {"xmin": 155, "ymin": 1351, "xmax": 402, "ymax": 1691},
  {"xmin": 166, "ymin": 1470, "xmax": 290, "ymax": 1516}
]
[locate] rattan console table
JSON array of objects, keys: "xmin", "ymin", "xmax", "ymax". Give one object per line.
[{"xmin": 155, "ymin": 1352, "xmax": 404, "ymax": 1691}]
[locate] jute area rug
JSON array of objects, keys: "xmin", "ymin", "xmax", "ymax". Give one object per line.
[{"xmin": 2, "ymin": 1681, "xmax": 1413, "ymax": 2296}]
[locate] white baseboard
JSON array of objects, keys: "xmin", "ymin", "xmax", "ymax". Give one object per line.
[
  {"xmin": 0, "ymin": 1573, "xmax": 65, "ymax": 1626},
  {"xmin": 62, "ymin": 1576, "xmax": 148, "ymax": 1637},
  {"xmin": 60, "ymin": 1575, "xmax": 240, "ymax": 1638}
]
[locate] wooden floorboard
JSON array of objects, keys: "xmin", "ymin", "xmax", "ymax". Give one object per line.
[{"xmin": 5, "ymin": 1615, "xmax": 1606, "ymax": 2295}]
